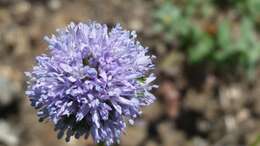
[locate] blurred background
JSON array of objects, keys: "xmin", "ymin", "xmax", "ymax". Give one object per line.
[{"xmin": 0, "ymin": 0, "xmax": 260, "ymax": 146}]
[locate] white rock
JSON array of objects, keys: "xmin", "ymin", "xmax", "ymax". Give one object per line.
[{"xmin": 0, "ymin": 120, "xmax": 19, "ymax": 146}]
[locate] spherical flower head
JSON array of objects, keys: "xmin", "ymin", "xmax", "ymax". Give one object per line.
[{"xmin": 25, "ymin": 21, "xmax": 157, "ymax": 146}]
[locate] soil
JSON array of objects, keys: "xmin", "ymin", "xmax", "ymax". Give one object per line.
[{"xmin": 0, "ymin": 0, "xmax": 259, "ymax": 146}]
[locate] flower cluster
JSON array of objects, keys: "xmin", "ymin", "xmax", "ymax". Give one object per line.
[{"xmin": 25, "ymin": 22, "xmax": 157, "ymax": 146}]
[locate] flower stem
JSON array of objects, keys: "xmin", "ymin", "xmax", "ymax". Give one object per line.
[{"xmin": 97, "ymin": 142, "xmax": 106, "ymax": 146}]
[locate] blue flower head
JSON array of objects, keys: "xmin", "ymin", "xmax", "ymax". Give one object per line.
[{"xmin": 25, "ymin": 22, "xmax": 157, "ymax": 146}]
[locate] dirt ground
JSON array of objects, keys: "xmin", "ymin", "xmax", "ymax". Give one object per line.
[{"xmin": 0, "ymin": 0, "xmax": 260, "ymax": 146}]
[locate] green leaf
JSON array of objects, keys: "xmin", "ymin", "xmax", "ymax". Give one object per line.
[
  {"xmin": 97, "ymin": 142, "xmax": 106, "ymax": 146},
  {"xmin": 188, "ymin": 34, "xmax": 213, "ymax": 63},
  {"xmin": 251, "ymin": 134, "xmax": 260, "ymax": 146},
  {"xmin": 137, "ymin": 77, "xmax": 146, "ymax": 83},
  {"xmin": 217, "ymin": 19, "xmax": 231, "ymax": 48}
]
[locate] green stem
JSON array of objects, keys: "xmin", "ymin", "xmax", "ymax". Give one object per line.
[{"xmin": 97, "ymin": 142, "xmax": 106, "ymax": 146}]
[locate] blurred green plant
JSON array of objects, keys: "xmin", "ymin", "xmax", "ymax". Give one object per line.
[
  {"xmin": 153, "ymin": 0, "xmax": 260, "ymax": 78},
  {"xmin": 153, "ymin": 0, "xmax": 214, "ymax": 42},
  {"xmin": 153, "ymin": 0, "xmax": 190, "ymax": 42},
  {"xmin": 251, "ymin": 134, "xmax": 260, "ymax": 146},
  {"xmin": 214, "ymin": 18, "xmax": 260, "ymax": 77},
  {"xmin": 235, "ymin": 0, "xmax": 260, "ymax": 24}
]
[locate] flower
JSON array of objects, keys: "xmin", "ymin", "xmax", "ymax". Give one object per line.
[{"xmin": 25, "ymin": 21, "xmax": 157, "ymax": 146}]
